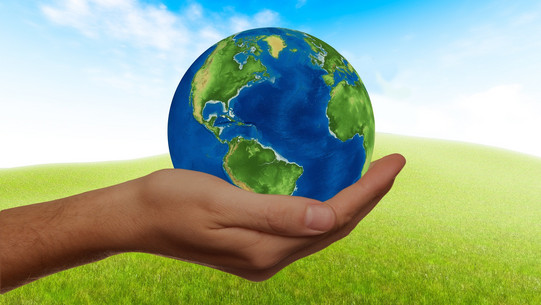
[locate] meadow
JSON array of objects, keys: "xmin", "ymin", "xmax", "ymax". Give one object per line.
[{"xmin": 1, "ymin": 133, "xmax": 540, "ymax": 304}]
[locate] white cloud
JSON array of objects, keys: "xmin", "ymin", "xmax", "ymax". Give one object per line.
[
  {"xmin": 454, "ymin": 84, "xmax": 540, "ymax": 153},
  {"xmin": 38, "ymin": 0, "xmax": 283, "ymax": 97},
  {"xmin": 42, "ymin": 1, "xmax": 281, "ymax": 50},
  {"xmin": 296, "ymin": 0, "xmax": 307, "ymax": 9},
  {"xmin": 440, "ymin": 25, "xmax": 508, "ymax": 67},
  {"xmin": 375, "ymin": 72, "xmax": 411, "ymax": 100},
  {"xmin": 229, "ymin": 9, "xmax": 280, "ymax": 33},
  {"xmin": 512, "ymin": 11, "xmax": 538, "ymax": 26},
  {"xmin": 364, "ymin": 4, "xmax": 541, "ymax": 158},
  {"xmin": 0, "ymin": 1, "xmax": 285, "ymax": 168},
  {"xmin": 229, "ymin": 15, "xmax": 252, "ymax": 33},
  {"xmin": 185, "ymin": 3, "xmax": 203, "ymax": 21},
  {"xmin": 42, "ymin": 0, "xmax": 94, "ymax": 36},
  {"xmin": 42, "ymin": 0, "xmax": 189, "ymax": 50},
  {"xmin": 373, "ymin": 84, "xmax": 541, "ymax": 157},
  {"xmin": 253, "ymin": 9, "xmax": 280, "ymax": 27}
]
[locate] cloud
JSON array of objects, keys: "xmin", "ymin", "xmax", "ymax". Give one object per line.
[
  {"xmin": 185, "ymin": 2, "xmax": 203, "ymax": 21},
  {"xmin": 439, "ymin": 6, "xmax": 541, "ymax": 70},
  {"xmin": 7, "ymin": 0, "xmax": 284, "ymax": 168},
  {"xmin": 229, "ymin": 9, "xmax": 280, "ymax": 33},
  {"xmin": 375, "ymin": 72, "xmax": 411, "ymax": 99},
  {"xmin": 254, "ymin": 9, "xmax": 280, "ymax": 26},
  {"xmin": 373, "ymin": 84, "xmax": 541, "ymax": 157},
  {"xmin": 440, "ymin": 25, "xmax": 508, "ymax": 67},
  {"xmin": 229, "ymin": 15, "xmax": 252, "ymax": 33},
  {"xmin": 42, "ymin": 0, "xmax": 281, "ymax": 51},
  {"xmin": 511, "ymin": 10, "xmax": 539, "ymax": 26},
  {"xmin": 42, "ymin": 0, "xmax": 189, "ymax": 50},
  {"xmin": 41, "ymin": 0, "xmax": 93, "ymax": 36},
  {"xmin": 453, "ymin": 84, "xmax": 540, "ymax": 150},
  {"xmin": 366, "ymin": 4, "xmax": 541, "ymax": 158},
  {"xmin": 39, "ymin": 0, "xmax": 282, "ymax": 106},
  {"xmin": 296, "ymin": 0, "xmax": 307, "ymax": 9}
]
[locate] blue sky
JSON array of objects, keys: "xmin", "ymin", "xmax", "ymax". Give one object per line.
[{"xmin": 1, "ymin": 0, "xmax": 540, "ymax": 167}]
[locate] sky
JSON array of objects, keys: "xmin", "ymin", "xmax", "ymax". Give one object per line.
[{"xmin": 1, "ymin": 0, "xmax": 540, "ymax": 168}]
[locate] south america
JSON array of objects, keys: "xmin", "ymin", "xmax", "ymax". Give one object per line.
[{"xmin": 223, "ymin": 137, "xmax": 303, "ymax": 195}]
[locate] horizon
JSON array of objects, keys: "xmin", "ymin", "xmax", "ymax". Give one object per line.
[{"xmin": 1, "ymin": 0, "xmax": 540, "ymax": 168}]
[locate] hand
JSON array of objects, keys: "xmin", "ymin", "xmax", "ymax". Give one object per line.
[
  {"xmin": 0, "ymin": 153, "xmax": 405, "ymax": 292},
  {"xmin": 132, "ymin": 153, "xmax": 406, "ymax": 281}
]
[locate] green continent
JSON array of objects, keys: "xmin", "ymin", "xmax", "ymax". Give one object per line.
[
  {"xmin": 224, "ymin": 137, "xmax": 303, "ymax": 195},
  {"xmin": 304, "ymin": 33, "xmax": 355, "ymax": 87},
  {"xmin": 190, "ymin": 36, "xmax": 267, "ymax": 133},
  {"xmin": 305, "ymin": 33, "xmax": 375, "ymax": 173},
  {"xmin": 326, "ymin": 80, "xmax": 375, "ymax": 173}
]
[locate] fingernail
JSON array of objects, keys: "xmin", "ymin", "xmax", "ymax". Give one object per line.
[{"xmin": 305, "ymin": 204, "xmax": 334, "ymax": 232}]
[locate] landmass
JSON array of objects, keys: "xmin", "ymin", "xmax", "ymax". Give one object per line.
[
  {"xmin": 326, "ymin": 79, "xmax": 375, "ymax": 167},
  {"xmin": 190, "ymin": 36, "xmax": 267, "ymax": 132},
  {"xmin": 223, "ymin": 137, "xmax": 303, "ymax": 195},
  {"xmin": 191, "ymin": 33, "xmax": 306, "ymax": 194},
  {"xmin": 190, "ymin": 30, "xmax": 373, "ymax": 193},
  {"xmin": 263, "ymin": 35, "xmax": 286, "ymax": 58},
  {"xmin": 303, "ymin": 33, "xmax": 375, "ymax": 165},
  {"xmin": 304, "ymin": 33, "xmax": 355, "ymax": 87}
]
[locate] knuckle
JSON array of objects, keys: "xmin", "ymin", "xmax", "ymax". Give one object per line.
[
  {"xmin": 342, "ymin": 210, "xmax": 357, "ymax": 226},
  {"xmin": 336, "ymin": 224, "xmax": 355, "ymax": 241}
]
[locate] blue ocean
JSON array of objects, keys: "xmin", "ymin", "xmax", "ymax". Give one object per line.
[{"xmin": 168, "ymin": 28, "xmax": 366, "ymax": 201}]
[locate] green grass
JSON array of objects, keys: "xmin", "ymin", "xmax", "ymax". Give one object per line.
[{"xmin": 1, "ymin": 133, "xmax": 540, "ymax": 304}]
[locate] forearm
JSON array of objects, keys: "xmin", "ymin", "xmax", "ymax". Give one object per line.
[
  {"xmin": 0, "ymin": 179, "xmax": 144, "ymax": 293},
  {"xmin": 0, "ymin": 154, "xmax": 405, "ymax": 293}
]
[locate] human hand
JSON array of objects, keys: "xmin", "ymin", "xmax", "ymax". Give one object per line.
[
  {"xmin": 0, "ymin": 153, "xmax": 404, "ymax": 292},
  {"xmin": 130, "ymin": 153, "xmax": 406, "ymax": 281}
]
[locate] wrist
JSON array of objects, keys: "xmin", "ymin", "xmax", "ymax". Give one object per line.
[
  {"xmin": 87, "ymin": 177, "xmax": 152, "ymax": 254},
  {"xmin": 123, "ymin": 169, "xmax": 177, "ymax": 255},
  {"xmin": 0, "ymin": 178, "xmax": 148, "ymax": 292}
]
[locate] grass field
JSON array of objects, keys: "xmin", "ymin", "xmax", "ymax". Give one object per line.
[{"xmin": 1, "ymin": 133, "xmax": 540, "ymax": 304}]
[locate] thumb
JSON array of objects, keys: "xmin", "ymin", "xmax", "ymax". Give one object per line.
[
  {"xmin": 326, "ymin": 153, "xmax": 406, "ymax": 228},
  {"xmin": 218, "ymin": 191, "xmax": 336, "ymax": 236}
]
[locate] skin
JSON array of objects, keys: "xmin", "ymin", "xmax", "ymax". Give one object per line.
[{"xmin": 0, "ymin": 153, "xmax": 405, "ymax": 294}]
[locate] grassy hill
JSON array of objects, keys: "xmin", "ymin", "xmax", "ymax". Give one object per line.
[{"xmin": 1, "ymin": 133, "xmax": 540, "ymax": 304}]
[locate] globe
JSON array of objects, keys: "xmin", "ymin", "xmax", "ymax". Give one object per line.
[{"xmin": 168, "ymin": 27, "xmax": 375, "ymax": 201}]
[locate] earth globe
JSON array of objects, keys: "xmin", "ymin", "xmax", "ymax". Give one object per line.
[{"xmin": 168, "ymin": 27, "xmax": 374, "ymax": 201}]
